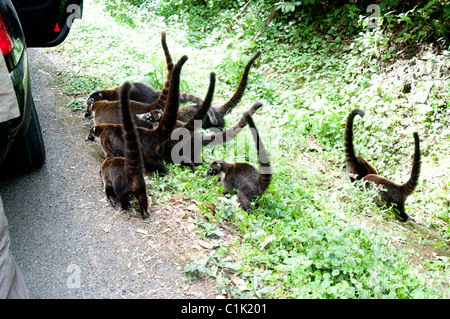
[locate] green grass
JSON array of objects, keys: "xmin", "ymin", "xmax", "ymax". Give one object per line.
[{"xmin": 55, "ymin": 0, "xmax": 450, "ymax": 298}]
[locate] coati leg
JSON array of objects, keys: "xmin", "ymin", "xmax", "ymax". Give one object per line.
[{"xmin": 237, "ymin": 184, "xmax": 256, "ymax": 213}]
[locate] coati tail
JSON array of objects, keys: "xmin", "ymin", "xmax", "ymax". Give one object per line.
[
  {"xmin": 118, "ymin": 81, "xmax": 149, "ymax": 218},
  {"xmin": 120, "ymin": 82, "xmax": 144, "ymax": 176},
  {"xmin": 156, "ymin": 55, "xmax": 188, "ymax": 138},
  {"xmin": 151, "ymin": 31, "xmax": 174, "ymax": 110},
  {"xmin": 345, "ymin": 108, "xmax": 365, "ymax": 163},
  {"xmin": 216, "ymin": 51, "xmax": 261, "ymax": 116},
  {"xmin": 401, "ymin": 132, "xmax": 421, "ymax": 196},
  {"xmin": 185, "ymin": 72, "xmax": 216, "ymax": 131},
  {"xmin": 244, "ymin": 112, "xmax": 272, "ymax": 192},
  {"xmin": 202, "ymin": 102, "xmax": 263, "ymax": 147}
]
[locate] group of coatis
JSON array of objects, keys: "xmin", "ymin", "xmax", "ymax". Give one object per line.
[
  {"xmin": 84, "ymin": 32, "xmax": 271, "ymax": 218},
  {"xmin": 83, "ymin": 31, "xmax": 421, "ymax": 223}
]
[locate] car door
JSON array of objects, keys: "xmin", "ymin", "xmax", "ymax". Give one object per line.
[{"xmin": 12, "ymin": 0, "xmax": 83, "ymax": 47}]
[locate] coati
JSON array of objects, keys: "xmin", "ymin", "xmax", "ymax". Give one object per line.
[
  {"xmin": 136, "ymin": 101, "xmax": 264, "ymax": 171},
  {"xmin": 345, "ymin": 108, "xmax": 378, "ymax": 183},
  {"xmin": 87, "ymin": 32, "xmax": 202, "ymax": 126},
  {"xmin": 202, "ymin": 113, "xmax": 271, "ymax": 212},
  {"xmin": 90, "ymin": 55, "xmax": 188, "ymax": 174},
  {"xmin": 99, "ymin": 81, "xmax": 149, "ymax": 219},
  {"xmin": 135, "ymin": 109, "xmax": 164, "ymax": 129},
  {"xmin": 175, "ymin": 51, "xmax": 261, "ymax": 130},
  {"xmin": 362, "ymin": 132, "xmax": 421, "ymax": 222},
  {"xmin": 84, "ymin": 82, "xmax": 203, "ymax": 118}
]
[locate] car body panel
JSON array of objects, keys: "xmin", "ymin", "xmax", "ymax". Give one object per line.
[{"xmin": 0, "ymin": 0, "xmax": 82, "ymax": 170}]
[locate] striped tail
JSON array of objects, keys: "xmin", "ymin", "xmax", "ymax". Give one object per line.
[
  {"xmin": 156, "ymin": 55, "xmax": 188, "ymax": 139},
  {"xmin": 150, "ymin": 31, "xmax": 174, "ymax": 110},
  {"xmin": 119, "ymin": 81, "xmax": 145, "ymax": 187},
  {"xmin": 203, "ymin": 102, "xmax": 263, "ymax": 147},
  {"xmin": 185, "ymin": 72, "xmax": 216, "ymax": 131},
  {"xmin": 215, "ymin": 51, "xmax": 261, "ymax": 116},
  {"xmin": 401, "ymin": 132, "xmax": 421, "ymax": 196},
  {"xmin": 345, "ymin": 108, "xmax": 365, "ymax": 167},
  {"xmin": 244, "ymin": 112, "xmax": 272, "ymax": 193}
]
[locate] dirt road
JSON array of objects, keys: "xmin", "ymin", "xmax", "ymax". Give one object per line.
[{"xmin": 0, "ymin": 48, "xmax": 214, "ymax": 299}]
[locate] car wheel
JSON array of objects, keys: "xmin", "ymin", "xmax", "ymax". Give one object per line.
[{"xmin": 1, "ymin": 101, "xmax": 45, "ymax": 175}]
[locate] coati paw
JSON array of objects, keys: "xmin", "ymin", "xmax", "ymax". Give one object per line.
[{"xmin": 141, "ymin": 210, "xmax": 150, "ymax": 220}]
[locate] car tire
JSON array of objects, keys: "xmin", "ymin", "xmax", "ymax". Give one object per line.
[{"xmin": 1, "ymin": 101, "xmax": 45, "ymax": 175}]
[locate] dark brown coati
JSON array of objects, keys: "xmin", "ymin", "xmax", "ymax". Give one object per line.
[
  {"xmin": 345, "ymin": 108, "xmax": 378, "ymax": 183},
  {"xmin": 137, "ymin": 101, "xmax": 264, "ymax": 171},
  {"xmin": 86, "ymin": 123, "xmax": 168, "ymax": 174},
  {"xmin": 99, "ymin": 81, "xmax": 149, "ymax": 219},
  {"xmin": 202, "ymin": 113, "xmax": 271, "ymax": 212},
  {"xmin": 176, "ymin": 51, "xmax": 261, "ymax": 130},
  {"xmin": 362, "ymin": 132, "xmax": 421, "ymax": 222},
  {"xmin": 90, "ymin": 55, "xmax": 189, "ymax": 175},
  {"xmin": 87, "ymin": 68, "xmax": 211, "ymax": 174}
]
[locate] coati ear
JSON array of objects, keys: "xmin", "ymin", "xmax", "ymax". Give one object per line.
[
  {"xmin": 98, "ymin": 92, "xmax": 103, "ymax": 99},
  {"xmin": 154, "ymin": 109, "xmax": 163, "ymax": 120},
  {"xmin": 217, "ymin": 163, "xmax": 222, "ymax": 171}
]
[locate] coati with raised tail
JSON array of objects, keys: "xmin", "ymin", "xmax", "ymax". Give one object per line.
[
  {"xmin": 345, "ymin": 108, "xmax": 378, "ymax": 182},
  {"xmin": 87, "ymin": 70, "xmax": 215, "ymax": 173},
  {"xmin": 137, "ymin": 101, "xmax": 264, "ymax": 171},
  {"xmin": 202, "ymin": 113, "xmax": 271, "ymax": 212},
  {"xmin": 175, "ymin": 51, "xmax": 261, "ymax": 130},
  {"xmin": 362, "ymin": 132, "xmax": 421, "ymax": 222},
  {"xmin": 99, "ymin": 81, "xmax": 149, "ymax": 219},
  {"xmin": 84, "ymin": 82, "xmax": 203, "ymax": 118},
  {"xmin": 88, "ymin": 31, "xmax": 190, "ymax": 126},
  {"xmin": 90, "ymin": 55, "xmax": 188, "ymax": 174}
]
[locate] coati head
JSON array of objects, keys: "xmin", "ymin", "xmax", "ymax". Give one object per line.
[
  {"xmin": 135, "ymin": 109, "xmax": 164, "ymax": 129},
  {"xmin": 202, "ymin": 160, "xmax": 226, "ymax": 180},
  {"xmin": 84, "ymin": 98, "xmax": 96, "ymax": 119}
]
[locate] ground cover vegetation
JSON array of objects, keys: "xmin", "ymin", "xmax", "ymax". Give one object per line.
[{"xmin": 57, "ymin": 0, "xmax": 449, "ymax": 298}]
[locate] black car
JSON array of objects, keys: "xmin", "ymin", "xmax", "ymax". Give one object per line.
[{"xmin": 0, "ymin": 0, "xmax": 83, "ymax": 175}]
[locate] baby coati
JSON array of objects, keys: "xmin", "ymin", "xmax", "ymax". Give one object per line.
[
  {"xmin": 202, "ymin": 113, "xmax": 271, "ymax": 212},
  {"xmin": 176, "ymin": 51, "xmax": 261, "ymax": 130},
  {"xmin": 345, "ymin": 108, "xmax": 378, "ymax": 183},
  {"xmin": 136, "ymin": 101, "xmax": 264, "ymax": 171},
  {"xmin": 99, "ymin": 81, "xmax": 149, "ymax": 219},
  {"xmin": 362, "ymin": 132, "xmax": 421, "ymax": 222},
  {"xmin": 90, "ymin": 55, "xmax": 189, "ymax": 175}
]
